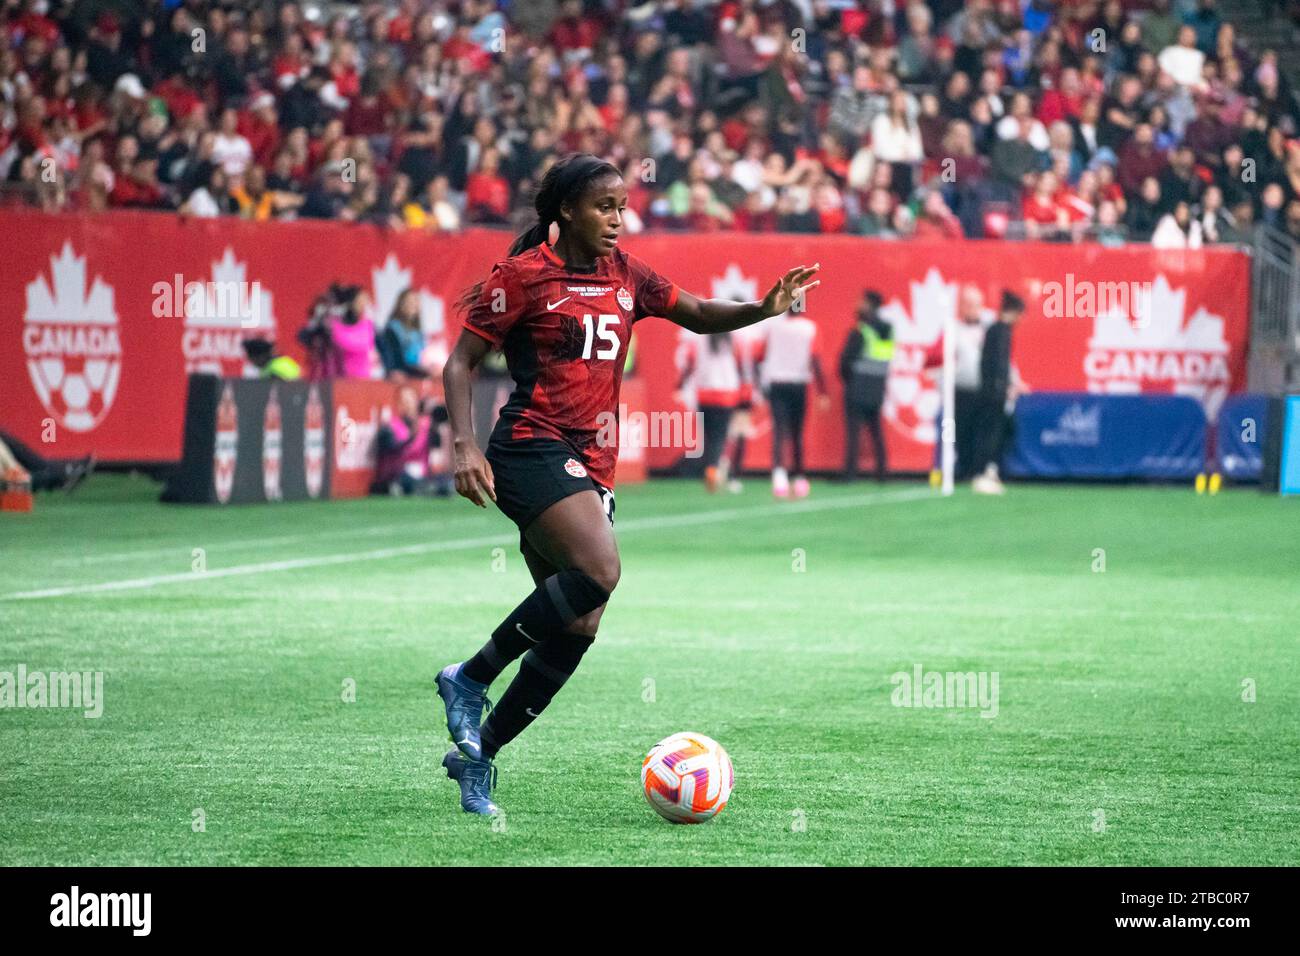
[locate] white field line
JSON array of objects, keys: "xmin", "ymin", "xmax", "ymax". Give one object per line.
[
  {"xmin": 47, "ymin": 514, "xmax": 492, "ymax": 566},
  {"xmin": 2, "ymin": 488, "xmax": 936, "ymax": 601}
]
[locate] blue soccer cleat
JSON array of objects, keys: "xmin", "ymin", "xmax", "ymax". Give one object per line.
[
  {"xmin": 435, "ymin": 662, "xmax": 492, "ymax": 759},
  {"xmin": 442, "ymin": 748, "xmax": 501, "ymax": 815}
]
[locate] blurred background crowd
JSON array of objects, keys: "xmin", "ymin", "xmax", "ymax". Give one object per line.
[{"xmin": 3, "ymin": 0, "xmax": 1300, "ymax": 246}]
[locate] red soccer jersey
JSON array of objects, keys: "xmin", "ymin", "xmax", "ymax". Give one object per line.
[{"xmin": 464, "ymin": 243, "xmax": 680, "ymax": 487}]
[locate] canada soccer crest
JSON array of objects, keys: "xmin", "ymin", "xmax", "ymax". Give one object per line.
[
  {"xmin": 304, "ymin": 384, "xmax": 325, "ymax": 499},
  {"xmin": 262, "ymin": 384, "xmax": 283, "ymax": 502},
  {"xmin": 214, "ymin": 383, "xmax": 239, "ymax": 504},
  {"xmin": 617, "ymin": 287, "xmax": 634, "ymax": 312},
  {"xmin": 23, "ymin": 242, "xmax": 121, "ymax": 433},
  {"xmin": 564, "ymin": 457, "xmax": 587, "ymax": 478}
]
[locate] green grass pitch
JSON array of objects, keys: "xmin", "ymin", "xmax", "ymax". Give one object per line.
[{"xmin": 1, "ymin": 474, "xmax": 1296, "ymax": 866}]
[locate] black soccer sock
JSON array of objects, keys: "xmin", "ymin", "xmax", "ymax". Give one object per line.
[
  {"xmin": 462, "ymin": 570, "xmax": 608, "ymax": 685},
  {"xmin": 480, "ymin": 632, "xmax": 595, "ymax": 759}
]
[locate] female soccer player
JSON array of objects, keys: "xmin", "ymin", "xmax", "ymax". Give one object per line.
[{"xmin": 436, "ymin": 153, "xmax": 820, "ymax": 814}]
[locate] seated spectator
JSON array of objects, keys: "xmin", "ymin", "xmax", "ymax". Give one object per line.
[
  {"xmin": 992, "ymin": 116, "xmax": 1044, "ymax": 189},
  {"xmin": 1117, "ymin": 124, "xmax": 1167, "ymax": 196},
  {"xmin": 211, "ymin": 108, "xmax": 253, "ymax": 177},
  {"xmin": 855, "ymin": 187, "xmax": 896, "ymax": 237},
  {"xmin": 181, "ymin": 166, "xmax": 233, "ymax": 218},
  {"xmin": 1023, "ymin": 171, "xmax": 1071, "ymax": 242},
  {"xmin": 1198, "ymin": 185, "xmax": 1234, "ymax": 243},
  {"xmin": 1152, "ymin": 200, "xmax": 1204, "ymax": 247},
  {"xmin": 1158, "ymin": 26, "xmax": 1206, "ymax": 90},
  {"xmin": 1091, "ymin": 199, "xmax": 1128, "ymax": 247},
  {"xmin": 1259, "ymin": 182, "xmax": 1287, "ymax": 230},
  {"xmin": 871, "ymin": 91, "xmax": 924, "ymax": 169},
  {"xmin": 914, "ymin": 190, "xmax": 964, "ymax": 240},
  {"xmin": 1160, "ymin": 144, "xmax": 1205, "ymax": 212},
  {"xmin": 378, "ymin": 289, "xmax": 429, "ymax": 380},
  {"xmin": 426, "ymin": 175, "xmax": 462, "ymax": 231},
  {"xmin": 373, "ymin": 385, "xmax": 448, "ymax": 496},
  {"xmin": 1285, "ymin": 198, "xmax": 1300, "ymax": 242},
  {"xmin": 1142, "ymin": 0, "xmax": 1182, "ymax": 56},
  {"xmin": 464, "ymin": 146, "xmax": 511, "ymax": 223},
  {"xmin": 1126, "ymin": 176, "xmax": 1166, "ymax": 240}
]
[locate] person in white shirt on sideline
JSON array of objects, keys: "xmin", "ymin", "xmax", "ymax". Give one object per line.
[
  {"xmin": 758, "ymin": 309, "xmax": 829, "ymax": 499},
  {"xmin": 677, "ymin": 331, "xmax": 745, "ymax": 492}
]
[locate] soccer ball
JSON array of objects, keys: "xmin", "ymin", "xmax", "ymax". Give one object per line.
[
  {"xmin": 31, "ymin": 355, "xmax": 118, "ymax": 432},
  {"xmin": 640, "ymin": 731, "xmax": 734, "ymax": 824}
]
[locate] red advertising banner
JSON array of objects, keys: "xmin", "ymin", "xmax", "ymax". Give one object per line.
[
  {"xmin": 330, "ymin": 379, "xmax": 400, "ymax": 499},
  {"xmin": 0, "ymin": 211, "xmax": 1250, "ymax": 475}
]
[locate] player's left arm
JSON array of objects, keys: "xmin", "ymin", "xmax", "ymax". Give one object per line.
[{"xmin": 666, "ymin": 264, "xmax": 821, "ymax": 335}]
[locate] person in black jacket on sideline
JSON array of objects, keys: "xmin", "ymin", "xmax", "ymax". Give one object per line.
[
  {"xmin": 838, "ymin": 289, "xmax": 894, "ymax": 481},
  {"xmin": 971, "ymin": 290, "xmax": 1026, "ymax": 495}
]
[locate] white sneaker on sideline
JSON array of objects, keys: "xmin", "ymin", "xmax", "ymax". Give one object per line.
[{"xmin": 772, "ymin": 467, "xmax": 789, "ymax": 498}]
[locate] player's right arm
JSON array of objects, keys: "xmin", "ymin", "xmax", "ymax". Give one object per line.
[
  {"xmin": 445, "ymin": 260, "xmax": 529, "ymax": 507},
  {"xmin": 443, "ymin": 329, "xmax": 496, "ymax": 508}
]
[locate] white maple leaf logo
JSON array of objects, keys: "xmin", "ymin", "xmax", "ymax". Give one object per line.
[
  {"xmin": 186, "ymin": 247, "xmax": 275, "ymax": 331},
  {"xmin": 1086, "ymin": 273, "xmax": 1232, "ymax": 419},
  {"xmin": 1088, "ymin": 274, "xmax": 1228, "ymax": 353},
  {"xmin": 26, "ymin": 241, "xmax": 117, "ymax": 325}
]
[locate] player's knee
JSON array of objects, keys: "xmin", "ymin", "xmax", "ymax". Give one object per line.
[
  {"xmin": 568, "ymin": 605, "xmax": 605, "ymax": 639},
  {"xmin": 550, "ymin": 566, "xmax": 614, "ymax": 624},
  {"xmin": 582, "ymin": 555, "xmax": 620, "ymax": 596}
]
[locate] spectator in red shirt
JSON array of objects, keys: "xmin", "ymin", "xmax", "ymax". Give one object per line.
[
  {"xmin": 272, "ymin": 32, "xmax": 310, "ymax": 91},
  {"xmin": 241, "ymin": 93, "xmax": 282, "ymax": 168},
  {"xmin": 1116, "ymin": 123, "xmax": 1167, "ymax": 196},
  {"xmin": 465, "ymin": 147, "xmax": 511, "ymax": 223},
  {"xmin": 1022, "ymin": 170, "xmax": 1070, "ymax": 240},
  {"xmin": 442, "ymin": 23, "xmax": 491, "ymax": 74},
  {"xmin": 914, "ymin": 189, "xmax": 964, "ymax": 240},
  {"xmin": 329, "ymin": 41, "xmax": 362, "ymax": 100},
  {"xmin": 1037, "ymin": 67, "xmax": 1085, "ymax": 126},
  {"xmin": 548, "ymin": 0, "xmax": 602, "ymax": 59}
]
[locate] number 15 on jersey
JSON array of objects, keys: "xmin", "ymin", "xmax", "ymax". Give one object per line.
[{"xmin": 581, "ymin": 314, "xmax": 621, "ymax": 360}]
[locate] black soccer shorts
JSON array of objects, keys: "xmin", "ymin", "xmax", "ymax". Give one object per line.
[{"xmin": 485, "ymin": 437, "xmax": 615, "ymax": 546}]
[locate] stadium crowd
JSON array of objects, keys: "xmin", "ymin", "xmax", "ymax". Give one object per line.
[{"xmin": 3, "ymin": 0, "xmax": 1300, "ymax": 245}]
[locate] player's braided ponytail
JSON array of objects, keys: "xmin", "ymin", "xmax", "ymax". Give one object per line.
[{"xmin": 456, "ymin": 153, "xmax": 620, "ymax": 317}]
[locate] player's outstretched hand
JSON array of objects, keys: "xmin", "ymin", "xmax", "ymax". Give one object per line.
[
  {"xmin": 453, "ymin": 439, "xmax": 496, "ymax": 508},
  {"xmin": 762, "ymin": 263, "xmax": 821, "ymax": 318}
]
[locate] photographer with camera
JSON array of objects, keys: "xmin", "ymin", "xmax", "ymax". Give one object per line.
[
  {"xmin": 298, "ymin": 283, "xmax": 381, "ymax": 380},
  {"xmin": 373, "ymin": 384, "xmax": 451, "ymax": 496}
]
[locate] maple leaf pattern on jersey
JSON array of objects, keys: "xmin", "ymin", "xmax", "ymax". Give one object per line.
[{"xmin": 554, "ymin": 314, "xmax": 588, "ymax": 361}]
